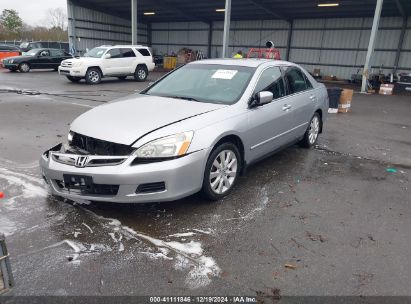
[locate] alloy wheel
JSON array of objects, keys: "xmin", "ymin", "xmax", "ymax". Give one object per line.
[
  {"xmin": 89, "ymin": 70, "xmax": 100, "ymax": 83},
  {"xmin": 209, "ymin": 150, "xmax": 238, "ymax": 194},
  {"xmin": 308, "ymin": 115, "xmax": 320, "ymax": 144},
  {"xmin": 138, "ymin": 69, "xmax": 146, "ymax": 80}
]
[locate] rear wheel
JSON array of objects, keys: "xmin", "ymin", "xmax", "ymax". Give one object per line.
[
  {"xmin": 299, "ymin": 113, "xmax": 321, "ymax": 148},
  {"xmin": 202, "ymin": 143, "xmax": 241, "ymax": 201},
  {"xmin": 85, "ymin": 68, "xmax": 102, "ymax": 84},
  {"xmin": 66, "ymin": 76, "xmax": 81, "ymax": 83},
  {"xmin": 118, "ymin": 76, "xmax": 127, "ymax": 80},
  {"xmin": 134, "ymin": 65, "xmax": 148, "ymax": 82},
  {"xmin": 19, "ymin": 62, "xmax": 30, "ymax": 73}
]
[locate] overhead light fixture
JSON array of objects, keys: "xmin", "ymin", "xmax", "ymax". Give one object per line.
[
  {"xmin": 317, "ymin": 3, "xmax": 339, "ymax": 7},
  {"xmin": 144, "ymin": 12, "xmax": 155, "ymax": 15},
  {"xmin": 215, "ymin": 8, "xmax": 225, "ymax": 12}
]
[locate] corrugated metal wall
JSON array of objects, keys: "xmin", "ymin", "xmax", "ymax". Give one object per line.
[
  {"xmin": 68, "ymin": 2, "xmax": 148, "ymax": 53},
  {"xmin": 151, "ymin": 16, "xmax": 411, "ymax": 79}
]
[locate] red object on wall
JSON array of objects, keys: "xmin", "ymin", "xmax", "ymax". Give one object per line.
[{"xmin": 0, "ymin": 192, "xmax": 4, "ymax": 199}]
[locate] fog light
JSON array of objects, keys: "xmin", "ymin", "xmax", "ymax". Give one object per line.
[{"xmin": 0, "ymin": 234, "xmax": 14, "ymax": 294}]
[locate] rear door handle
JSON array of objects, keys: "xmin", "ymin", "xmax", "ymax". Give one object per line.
[{"xmin": 282, "ymin": 104, "xmax": 292, "ymax": 111}]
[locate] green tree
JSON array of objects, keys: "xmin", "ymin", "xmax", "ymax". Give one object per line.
[{"xmin": 0, "ymin": 9, "xmax": 23, "ymax": 33}]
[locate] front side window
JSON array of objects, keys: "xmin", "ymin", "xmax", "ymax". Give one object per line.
[
  {"xmin": 254, "ymin": 67, "xmax": 286, "ymax": 100},
  {"xmin": 121, "ymin": 48, "xmax": 136, "ymax": 57},
  {"xmin": 40, "ymin": 50, "xmax": 50, "ymax": 57},
  {"xmin": 144, "ymin": 64, "xmax": 255, "ymax": 105},
  {"xmin": 284, "ymin": 67, "xmax": 311, "ymax": 94},
  {"xmin": 107, "ymin": 48, "xmax": 122, "ymax": 59}
]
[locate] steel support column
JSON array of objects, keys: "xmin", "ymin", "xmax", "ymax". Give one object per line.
[
  {"xmin": 361, "ymin": 0, "xmax": 383, "ymax": 93},
  {"xmin": 131, "ymin": 0, "xmax": 138, "ymax": 45},
  {"xmin": 208, "ymin": 22, "xmax": 213, "ymax": 58},
  {"xmin": 67, "ymin": 0, "xmax": 77, "ymax": 54},
  {"xmin": 393, "ymin": 16, "xmax": 407, "ymax": 74},
  {"xmin": 286, "ymin": 20, "xmax": 293, "ymax": 61},
  {"xmin": 147, "ymin": 23, "xmax": 152, "ymax": 47},
  {"xmin": 222, "ymin": 0, "xmax": 232, "ymax": 58}
]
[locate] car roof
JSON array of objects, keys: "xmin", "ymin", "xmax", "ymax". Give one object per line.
[{"xmin": 191, "ymin": 58, "xmax": 296, "ymax": 68}]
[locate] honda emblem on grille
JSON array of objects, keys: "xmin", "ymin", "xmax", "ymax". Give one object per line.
[{"xmin": 75, "ymin": 156, "xmax": 89, "ymax": 167}]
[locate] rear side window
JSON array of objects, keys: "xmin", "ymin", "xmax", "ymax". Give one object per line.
[
  {"xmin": 51, "ymin": 49, "xmax": 64, "ymax": 56},
  {"xmin": 121, "ymin": 48, "xmax": 136, "ymax": 57},
  {"xmin": 137, "ymin": 48, "xmax": 151, "ymax": 56},
  {"xmin": 284, "ymin": 67, "xmax": 311, "ymax": 94},
  {"xmin": 107, "ymin": 48, "xmax": 122, "ymax": 58}
]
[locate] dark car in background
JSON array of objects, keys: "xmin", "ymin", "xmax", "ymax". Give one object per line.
[
  {"xmin": 2, "ymin": 48, "xmax": 73, "ymax": 73},
  {"xmin": 19, "ymin": 41, "xmax": 70, "ymax": 53}
]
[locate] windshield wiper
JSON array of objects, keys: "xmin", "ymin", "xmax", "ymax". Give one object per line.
[{"xmin": 162, "ymin": 95, "xmax": 201, "ymax": 102}]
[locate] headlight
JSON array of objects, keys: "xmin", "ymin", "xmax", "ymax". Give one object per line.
[
  {"xmin": 134, "ymin": 131, "xmax": 194, "ymax": 158},
  {"xmin": 72, "ymin": 61, "xmax": 82, "ymax": 67},
  {"xmin": 68, "ymin": 131, "xmax": 74, "ymax": 144}
]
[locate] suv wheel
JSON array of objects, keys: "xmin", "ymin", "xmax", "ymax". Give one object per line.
[
  {"xmin": 202, "ymin": 143, "xmax": 241, "ymax": 201},
  {"xmin": 299, "ymin": 113, "xmax": 321, "ymax": 148},
  {"xmin": 85, "ymin": 68, "xmax": 102, "ymax": 84},
  {"xmin": 19, "ymin": 63, "xmax": 30, "ymax": 73},
  {"xmin": 67, "ymin": 76, "xmax": 81, "ymax": 83},
  {"xmin": 134, "ymin": 65, "xmax": 148, "ymax": 82}
]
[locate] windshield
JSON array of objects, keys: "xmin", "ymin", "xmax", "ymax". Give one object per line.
[
  {"xmin": 84, "ymin": 47, "xmax": 107, "ymax": 58},
  {"xmin": 26, "ymin": 49, "xmax": 41, "ymax": 56},
  {"xmin": 144, "ymin": 64, "xmax": 255, "ymax": 105},
  {"xmin": 20, "ymin": 42, "xmax": 29, "ymax": 48}
]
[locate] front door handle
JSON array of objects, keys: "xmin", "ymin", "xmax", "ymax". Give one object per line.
[
  {"xmin": 309, "ymin": 95, "xmax": 317, "ymax": 101},
  {"xmin": 282, "ymin": 104, "xmax": 292, "ymax": 111}
]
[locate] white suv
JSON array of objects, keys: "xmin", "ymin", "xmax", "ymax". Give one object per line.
[{"xmin": 59, "ymin": 45, "xmax": 155, "ymax": 84}]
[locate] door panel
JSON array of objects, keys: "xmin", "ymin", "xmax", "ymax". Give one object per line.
[
  {"xmin": 102, "ymin": 48, "xmax": 123, "ymax": 75},
  {"xmin": 245, "ymin": 67, "xmax": 295, "ymax": 161},
  {"xmin": 283, "ymin": 67, "xmax": 316, "ymax": 139}
]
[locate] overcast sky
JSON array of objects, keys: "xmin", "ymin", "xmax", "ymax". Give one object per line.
[{"xmin": 0, "ymin": 0, "xmax": 67, "ymax": 26}]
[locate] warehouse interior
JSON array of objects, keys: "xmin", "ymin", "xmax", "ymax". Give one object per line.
[{"xmin": 67, "ymin": 0, "xmax": 411, "ymax": 85}]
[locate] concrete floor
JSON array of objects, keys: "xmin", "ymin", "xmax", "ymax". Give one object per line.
[{"xmin": 0, "ymin": 69, "xmax": 410, "ymax": 298}]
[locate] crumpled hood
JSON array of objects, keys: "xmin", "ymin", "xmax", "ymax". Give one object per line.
[{"xmin": 70, "ymin": 94, "xmax": 227, "ymax": 145}]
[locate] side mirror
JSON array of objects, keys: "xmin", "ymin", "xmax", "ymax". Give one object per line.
[
  {"xmin": 249, "ymin": 91, "xmax": 273, "ymax": 108},
  {"xmin": 103, "ymin": 53, "xmax": 111, "ymax": 59}
]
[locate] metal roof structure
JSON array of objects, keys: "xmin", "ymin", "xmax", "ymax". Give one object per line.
[{"xmin": 72, "ymin": 0, "xmax": 410, "ymax": 23}]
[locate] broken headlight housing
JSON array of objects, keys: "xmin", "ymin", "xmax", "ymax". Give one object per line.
[
  {"xmin": 67, "ymin": 130, "xmax": 74, "ymax": 145},
  {"xmin": 134, "ymin": 131, "xmax": 194, "ymax": 158}
]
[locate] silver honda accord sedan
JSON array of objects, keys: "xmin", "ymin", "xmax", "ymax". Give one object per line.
[{"xmin": 40, "ymin": 59, "xmax": 328, "ymax": 203}]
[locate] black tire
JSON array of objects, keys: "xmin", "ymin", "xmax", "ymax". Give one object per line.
[
  {"xmin": 134, "ymin": 65, "xmax": 148, "ymax": 82},
  {"xmin": 85, "ymin": 67, "xmax": 102, "ymax": 85},
  {"xmin": 66, "ymin": 76, "xmax": 81, "ymax": 83},
  {"xmin": 118, "ymin": 76, "xmax": 127, "ymax": 80},
  {"xmin": 18, "ymin": 62, "xmax": 30, "ymax": 73},
  {"xmin": 299, "ymin": 112, "xmax": 321, "ymax": 148},
  {"xmin": 202, "ymin": 142, "xmax": 241, "ymax": 201}
]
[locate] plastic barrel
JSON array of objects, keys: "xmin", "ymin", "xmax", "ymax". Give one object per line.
[{"xmin": 327, "ymin": 87, "xmax": 343, "ymax": 109}]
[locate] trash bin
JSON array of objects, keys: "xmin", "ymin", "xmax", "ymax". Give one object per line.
[
  {"xmin": 0, "ymin": 233, "xmax": 14, "ymax": 294},
  {"xmin": 327, "ymin": 87, "xmax": 343, "ymax": 113}
]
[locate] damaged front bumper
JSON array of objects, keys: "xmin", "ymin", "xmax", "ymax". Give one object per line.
[{"xmin": 40, "ymin": 143, "xmax": 208, "ymax": 203}]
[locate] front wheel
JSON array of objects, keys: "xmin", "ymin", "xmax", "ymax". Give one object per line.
[
  {"xmin": 66, "ymin": 76, "xmax": 81, "ymax": 83},
  {"xmin": 85, "ymin": 68, "xmax": 102, "ymax": 84},
  {"xmin": 19, "ymin": 62, "xmax": 30, "ymax": 73},
  {"xmin": 134, "ymin": 66, "xmax": 148, "ymax": 82},
  {"xmin": 299, "ymin": 113, "xmax": 321, "ymax": 148},
  {"xmin": 202, "ymin": 143, "xmax": 241, "ymax": 201}
]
